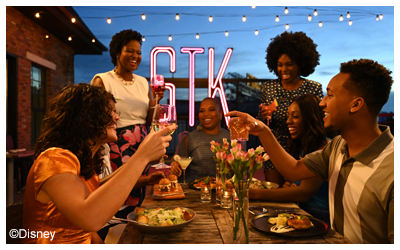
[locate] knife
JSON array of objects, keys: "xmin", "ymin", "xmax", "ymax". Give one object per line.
[{"xmin": 152, "ymin": 192, "xmax": 185, "ymax": 197}]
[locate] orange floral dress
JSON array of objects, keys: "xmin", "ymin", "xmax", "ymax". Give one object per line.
[{"xmin": 22, "ymin": 148, "xmax": 99, "ymax": 244}]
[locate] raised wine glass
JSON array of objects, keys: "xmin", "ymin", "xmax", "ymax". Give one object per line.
[
  {"xmin": 150, "ymin": 74, "xmax": 165, "ymax": 104},
  {"xmin": 151, "ymin": 104, "xmax": 177, "ymax": 169}
]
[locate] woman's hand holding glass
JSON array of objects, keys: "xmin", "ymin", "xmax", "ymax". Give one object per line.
[
  {"xmin": 226, "ymin": 111, "xmax": 266, "ymax": 137},
  {"xmin": 150, "ymin": 74, "xmax": 166, "ymax": 104}
]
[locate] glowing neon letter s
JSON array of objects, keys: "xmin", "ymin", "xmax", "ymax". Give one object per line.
[
  {"xmin": 150, "ymin": 47, "xmax": 176, "ymax": 106},
  {"xmin": 181, "ymin": 47, "xmax": 205, "ymax": 127},
  {"xmin": 208, "ymin": 47, "xmax": 233, "ymax": 126}
]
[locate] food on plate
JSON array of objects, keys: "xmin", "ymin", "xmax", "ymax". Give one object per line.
[
  {"xmin": 249, "ymin": 178, "xmax": 278, "ymax": 189},
  {"xmin": 159, "ymin": 178, "xmax": 171, "ymax": 192},
  {"xmin": 168, "ymin": 174, "xmax": 178, "ymax": 189},
  {"xmin": 268, "ymin": 213, "xmax": 313, "ymax": 230},
  {"xmin": 192, "ymin": 176, "xmax": 216, "ymax": 188},
  {"xmin": 135, "ymin": 207, "xmax": 192, "ymax": 226},
  {"xmin": 287, "ymin": 214, "xmax": 313, "ymax": 230}
]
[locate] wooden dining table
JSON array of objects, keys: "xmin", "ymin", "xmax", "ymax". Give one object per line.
[{"xmin": 118, "ymin": 184, "xmax": 350, "ymax": 244}]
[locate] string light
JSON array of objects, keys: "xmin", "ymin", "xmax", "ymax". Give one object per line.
[
  {"xmin": 349, "ymin": 20, "xmax": 353, "ymax": 26},
  {"xmin": 175, "ymin": 14, "xmax": 180, "ymax": 20},
  {"xmin": 168, "ymin": 35, "xmax": 172, "ymax": 41},
  {"xmin": 339, "ymin": 15, "xmax": 343, "ymax": 21},
  {"xmin": 68, "ymin": 36, "xmax": 72, "ymax": 41},
  {"xmin": 35, "ymin": 12, "xmax": 40, "ymax": 18},
  {"xmin": 45, "ymin": 35, "xmax": 49, "ymax": 39},
  {"xmin": 285, "ymin": 24, "xmax": 289, "ymax": 29},
  {"xmin": 107, "ymin": 17, "xmax": 111, "ymax": 24},
  {"xmin": 319, "ymin": 22, "xmax": 323, "ymax": 27},
  {"xmin": 242, "ymin": 15, "xmax": 246, "ymax": 22},
  {"xmin": 196, "ymin": 33, "xmax": 199, "ymax": 39},
  {"xmin": 376, "ymin": 15, "xmax": 379, "ymax": 21},
  {"xmin": 380, "ymin": 14, "xmax": 383, "ymax": 20},
  {"xmin": 347, "ymin": 12, "xmax": 351, "ymax": 18},
  {"xmin": 308, "ymin": 15, "xmax": 312, "ymax": 21},
  {"xmin": 284, "ymin": 7, "xmax": 289, "ymax": 14},
  {"xmin": 225, "ymin": 31, "xmax": 229, "ymax": 37},
  {"xmin": 275, "ymin": 15, "xmax": 279, "ymax": 22},
  {"xmin": 141, "ymin": 14, "xmax": 146, "ymax": 20},
  {"xmin": 314, "ymin": 9, "xmax": 318, "ymax": 16},
  {"xmin": 142, "ymin": 36, "xmax": 145, "ymax": 42},
  {"xmin": 252, "ymin": 6, "xmax": 256, "ymax": 9},
  {"xmin": 255, "ymin": 30, "xmax": 259, "ymax": 35},
  {"xmin": 209, "ymin": 15, "xmax": 213, "ymax": 22},
  {"xmin": 71, "ymin": 17, "xmax": 76, "ymax": 23},
  {"xmin": 92, "ymin": 38, "xmax": 95, "ymax": 43}
]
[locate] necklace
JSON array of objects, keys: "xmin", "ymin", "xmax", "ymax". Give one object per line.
[{"xmin": 113, "ymin": 69, "xmax": 135, "ymax": 85}]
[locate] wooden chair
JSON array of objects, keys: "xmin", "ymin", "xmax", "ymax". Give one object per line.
[{"xmin": 6, "ymin": 203, "xmax": 24, "ymax": 244}]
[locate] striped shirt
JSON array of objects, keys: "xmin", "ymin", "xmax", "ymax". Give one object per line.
[{"xmin": 302, "ymin": 125, "xmax": 394, "ymax": 243}]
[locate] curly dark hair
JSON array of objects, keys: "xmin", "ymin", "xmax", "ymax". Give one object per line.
[
  {"xmin": 109, "ymin": 29, "xmax": 143, "ymax": 66},
  {"xmin": 34, "ymin": 84, "xmax": 116, "ymax": 180},
  {"xmin": 266, "ymin": 31, "xmax": 320, "ymax": 77},
  {"xmin": 340, "ymin": 59, "xmax": 393, "ymax": 117},
  {"xmin": 287, "ymin": 94, "xmax": 327, "ymax": 159}
]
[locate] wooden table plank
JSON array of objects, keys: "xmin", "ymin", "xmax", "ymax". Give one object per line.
[{"xmin": 118, "ymin": 185, "xmax": 351, "ymax": 244}]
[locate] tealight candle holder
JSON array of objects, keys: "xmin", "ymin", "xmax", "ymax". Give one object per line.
[
  {"xmin": 200, "ymin": 186, "xmax": 211, "ymax": 203},
  {"xmin": 220, "ymin": 190, "xmax": 232, "ymax": 208}
]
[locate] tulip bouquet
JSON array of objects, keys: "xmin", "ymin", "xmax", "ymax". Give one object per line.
[{"xmin": 210, "ymin": 138, "xmax": 269, "ymax": 243}]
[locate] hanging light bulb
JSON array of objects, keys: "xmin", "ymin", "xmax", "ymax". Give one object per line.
[
  {"xmin": 71, "ymin": 17, "xmax": 76, "ymax": 23},
  {"xmin": 252, "ymin": 6, "xmax": 256, "ymax": 9},
  {"xmin": 141, "ymin": 14, "xmax": 146, "ymax": 20},
  {"xmin": 275, "ymin": 15, "xmax": 280, "ymax": 22},
  {"xmin": 255, "ymin": 30, "xmax": 259, "ymax": 35},
  {"xmin": 314, "ymin": 9, "xmax": 318, "ymax": 16},
  {"xmin": 308, "ymin": 15, "xmax": 312, "ymax": 21},
  {"xmin": 196, "ymin": 33, "xmax": 199, "ymax": 39},
  {"xmin": 209, "ymin": 15, "xmax": 213, "ymax": 22},
  {"xmin": 107, "ymin": 17, "xmax": 112, "ymax": 24},
  {"xmin": 168, "ymin": 35, "xmax": 172, "ymax": 41},
  {"xmin": 175, "ymin": 14, "xmax": 180, "ymax": 20},
  {"xmin": 376, "ymin": 15, "xmax": 380, "ymax": 21},
  {"xmin": 225, "ymin": 31, "xmax": 229, "ymax": 37},
  {"xmin": 68, "ymin": 36, "xmax": 72, "ymax": 41},
  {"xmin": 45, "ymin": 34, "xmax": 49, "ymax": 39},
  {"xmin": 92, "ymin": 38, "xmax": 95, "ymax": 43},
  {"xmin": 284, "ymin": 7, "xmax": 289, "ymax": 14},
  {"xmin": 285, "ymin": 24, "xmax": 289, "ymax": 30},
  {"xmin": 347, "ymin": 12, "xmax": 351, "ymax": 18},
  {"xmin": 379, "ymin": 14, "xmax": 383, "ymax": 20},
  {"xmin": 242, "ymin": 15, "xmax": 247, "ymax": 22},
  {"xmin": 35, "ymin": 12, "xmax": 40, "ymax": 18},
  {"xmin": 339, "ymin": 15, "xmax": 343, "ymax": 21},
  {"xmin": 319, "ymin": 22, "xmax": 323, "ymax": 27},
  {"xmin": 348, "ymin": 20, "xmax": 353, "ymax": 26},
  {"xmin": 142, "ymin": 36, "xmax": 145, "ymax": 42}
]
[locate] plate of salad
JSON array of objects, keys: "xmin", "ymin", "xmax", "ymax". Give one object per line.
[{"xmin": 127, "ymin": 207, "xmax": 196, "ymax": 234}]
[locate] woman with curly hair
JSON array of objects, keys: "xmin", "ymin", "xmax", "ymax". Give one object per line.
[
  {"xmin": 251, "ymin": 94, "xmax": 330, "ymax": 225},
  {"xmin": 257, "ymin": 31, "xmax": 324, "ymax": 186},
  {"xmin": 22, "ymin": 84, "xmax": 175, "ymax": 243},
  {"xmin": 91, "ymin": 29, "xmax": 164, "ymax": 206}
]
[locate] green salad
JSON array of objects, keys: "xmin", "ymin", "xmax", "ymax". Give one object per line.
[{"xmin": 136, "ymin": 207, "xmax": 187, "ymax": 226}]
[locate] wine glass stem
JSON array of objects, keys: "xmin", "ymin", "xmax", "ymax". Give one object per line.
[
  {"xmin": 159, "ymin": 156, "xmax": 164, "ymax": 167},
  {"xmin": 183, "ymin": 170, "xmax": 186, "ymax": 185}
]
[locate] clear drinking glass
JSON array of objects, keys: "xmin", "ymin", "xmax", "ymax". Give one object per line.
[
  {"xmin": 151, "ymin": 104, "xmax": 177, "ymax": 169},
  {"xmin": 175, "ymin": 157, "xmax": 193, "ymax": 187},
  {"xmin": 229, "ymin": 117, "xmax": 249, "ymax": 141}
]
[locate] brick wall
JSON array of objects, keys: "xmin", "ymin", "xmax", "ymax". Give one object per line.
[{"xmin": 6, "ymin": 7, "xmax": 75, "ymax": 149}]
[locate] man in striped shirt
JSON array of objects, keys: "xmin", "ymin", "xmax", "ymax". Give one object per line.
[{"xmin": 227, "ymin": 59, "xmax": 394, "ymax": 243}]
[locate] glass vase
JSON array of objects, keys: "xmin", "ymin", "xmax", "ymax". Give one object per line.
[{"xmin": 232, "ymin": 180, "xmax": 249, "ymax": 244}]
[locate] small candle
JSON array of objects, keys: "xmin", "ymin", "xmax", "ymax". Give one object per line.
[{"xmin": 223, "ymin": 191, "xmax": 230, "ymax": 198}]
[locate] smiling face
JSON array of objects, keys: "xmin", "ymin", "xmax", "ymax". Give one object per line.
[
  {"xmin": 319, "ymin": 72, "xmax": 355, "ymax": 131},
  {"xmin": 277, "ymin": 54, "xmax": 300, "ymax": 85},
  {"xmin": 286, "ymin": 101, "xmax": 305, "ymax": 140},
  {"xmin": 117, "ymin": 39, "xmax": 142, "ymax": 72},
  {"xmin": 198, "ymin": 98, "xmax": 222, "ymax": 134}
]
